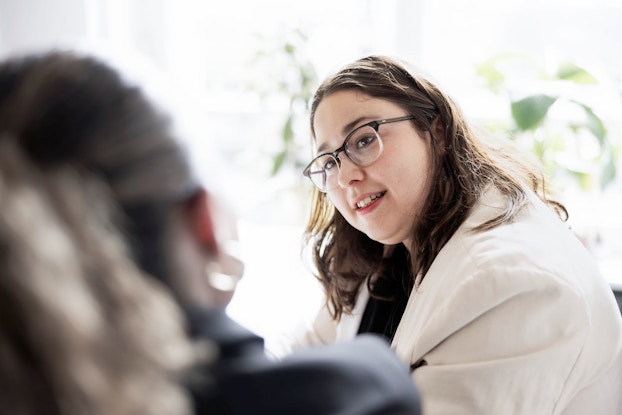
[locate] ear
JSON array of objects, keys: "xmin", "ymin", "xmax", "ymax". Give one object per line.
[
  {"xmin": 431, "ymin": 116, "xmax": 445, "ymax": 142},
  {"xmin": 430, "ymin": 116, "xmax": 447, "ymax": 156},
  {"xmin": 184, "ymin": 188, "xmax": 219, "ymax": 256}
]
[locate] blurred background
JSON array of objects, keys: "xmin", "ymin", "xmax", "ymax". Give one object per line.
[{"xmin": 2, "ymin": 0, "xmax": 621, "ymax": 344}]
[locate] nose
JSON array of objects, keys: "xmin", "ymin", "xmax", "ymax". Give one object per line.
[{"xmin": 336, "ymin": 155, "xmax": 364, "ymax": 188}]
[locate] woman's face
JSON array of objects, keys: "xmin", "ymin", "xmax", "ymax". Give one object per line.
[{"xmin": 313, "ymin": 89, "xmax": 432, "ymax": 247}]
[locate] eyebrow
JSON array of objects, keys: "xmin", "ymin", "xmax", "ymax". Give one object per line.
[{"xmin": 316, "ymin": 115, "xmax": 374, "ymax": 153}]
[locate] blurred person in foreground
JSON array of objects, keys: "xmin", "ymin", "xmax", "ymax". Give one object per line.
[{"xmin": 0, "ymin": 50, "xmax": 421, "ymax": 415}]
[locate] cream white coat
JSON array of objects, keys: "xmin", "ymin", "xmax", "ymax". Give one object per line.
[{"xmin": 287, "ymin": 189, "xmax": 622, "ymax": 414}]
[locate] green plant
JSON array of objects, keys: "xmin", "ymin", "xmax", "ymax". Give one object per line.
[
  {"xmin": 248, "ymin": 28, "xmax": 318, "ymax": 176},
  {"xmin": 477, "ymin": 53, "xmax": 620, "ymax": 192}
]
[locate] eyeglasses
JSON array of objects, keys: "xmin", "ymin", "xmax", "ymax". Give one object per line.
[{"xmin": 303, "ymin": 115, "xmax": 414, "ymax": 192}]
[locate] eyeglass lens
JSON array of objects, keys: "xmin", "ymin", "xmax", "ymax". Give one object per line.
[{"xmin": 308, "ymin": 125, "xmax": 382, "ymax": 191}]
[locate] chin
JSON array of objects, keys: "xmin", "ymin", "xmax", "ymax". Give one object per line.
[{"xmin": 367, "ymin": 233, "xmax": 401, "ymax": 246}]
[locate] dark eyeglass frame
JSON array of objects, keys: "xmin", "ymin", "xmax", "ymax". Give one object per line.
[{"xmin": 303, "ymin": 115, "xmax": 414, "ymax": 191}]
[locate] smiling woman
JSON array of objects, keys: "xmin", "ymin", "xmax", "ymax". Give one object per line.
[{"xmin": 289, "ymin": 55, "xmax": 622, "ymax": 415}]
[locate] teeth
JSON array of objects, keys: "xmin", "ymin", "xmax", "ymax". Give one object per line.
[{"xmin": 357, "ymin": 193, "xmax": 383, "ymax": 209}]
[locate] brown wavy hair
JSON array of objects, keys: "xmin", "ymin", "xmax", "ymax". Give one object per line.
[
  {"xmin": 0, "ymin": 51, "xmax": 198, "ymax": 415},
  {"xmin": 304, "ymin": 55, "xmax": 567, "ymax": 320}
]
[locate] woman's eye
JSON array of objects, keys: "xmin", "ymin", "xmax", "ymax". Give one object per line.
[
  {"xmin": 356, "ymin": 134, "xmax": 377, "ymax": 149},
  {"xmin": 323, "ymin": 158, "xmax": 337, "ymax": 170}
]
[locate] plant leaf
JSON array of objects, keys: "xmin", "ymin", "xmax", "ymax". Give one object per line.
[
  {"xmin": 557, "ymin": 62, "xmax": 597, "ymax": 84},
  {"xmin": 272, "ymin": 151, "xmax": 287, "ymax": 176},
  {"xmin": 282, "ymin": 115, "xmax": 294, "ymax": 144},
  {"xmin": 476, "ymin": 60, "xmax": 505, "ymax": 93},
  {"xmin": 581, "ymin": 104, "xmax": 606, "ymax": 145},
  {"xmin": 511, "ymin": 94, "xmax": 557, "ymax": 131},
  {"xmin": 565, "ymin": 169, "xmax": 594, "ymax": 192},
  {"xmin": 284, "ymin": 42, "xmax": 295, "ymax": 55},
  {"xmin": 600, "ymin": 157, "xmax": 617, "ymax": 189}
]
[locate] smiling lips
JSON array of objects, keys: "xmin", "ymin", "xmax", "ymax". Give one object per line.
[{"xmin": 356, "ymin": 192, "xmax": 386, "ymax": 209}]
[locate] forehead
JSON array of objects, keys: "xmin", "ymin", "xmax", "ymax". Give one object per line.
[{"xmin": 312, "ymin": 90, "xmax": 404, "ymax": 151}]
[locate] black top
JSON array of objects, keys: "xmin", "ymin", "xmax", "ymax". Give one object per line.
[
  {"xmin": 357, "ymin": 253, "xmax": 412, "ymax": 341},
  {"xmin": 358, "ymin": 289, "xmax": 409, "ymax": 341}
]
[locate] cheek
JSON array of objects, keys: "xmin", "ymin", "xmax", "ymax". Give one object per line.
[
  {"xmin": 327, "ymin": 191, "xmax": 349, "ymax": 215},
  {"xmin": 384, "ymin": 140, "xmax": 430, "ymax": 181},
  {"xmin": 386, "ymin": 140, "xmax": 432, "ymax": 203}
]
